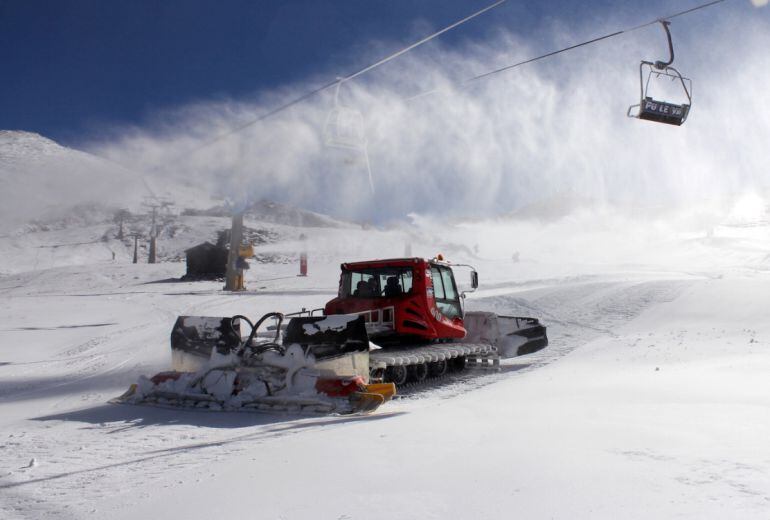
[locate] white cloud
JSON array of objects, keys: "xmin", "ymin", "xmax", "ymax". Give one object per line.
[{"xmin": 88, "ymin": 10, "xmax": 770, "ymax": 223}]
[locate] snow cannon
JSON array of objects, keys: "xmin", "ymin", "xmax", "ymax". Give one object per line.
[{"xmin": 113, "ymin": 313, "xmax": 395, "ymax": 414}]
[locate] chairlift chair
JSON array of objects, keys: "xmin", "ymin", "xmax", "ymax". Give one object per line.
[
  {"xmin": 324, "ymin": 80, "xmax": 367, "ymax": 150},
  {"xmin": 323, "ymin": 80, "xmax": 375, "ymax": 193},
  {"xmin": 627, "ymin": 21, "xmax": 692, "ymax": 126},
  {"xmin": 324, "ymin": 106, "xmax": 367, "ymax": 150}
]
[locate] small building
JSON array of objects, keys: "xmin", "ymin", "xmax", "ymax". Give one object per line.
[{"xmin": 182, "ymin": 242, "xmax": 228, "ymax": 280}]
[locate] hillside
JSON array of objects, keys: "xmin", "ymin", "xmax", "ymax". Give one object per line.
[
  {"xmin": 0, "ymin": 131, "xmax": 146, "ymax": 229},
  {"xmin": 0, "ymin": 131, "xmax": 360, "ymax": 275}
]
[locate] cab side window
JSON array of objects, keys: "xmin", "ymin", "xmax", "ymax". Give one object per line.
[
  {"xmin": 431, "ymin": 267, "xmax": 444, "ymax": 299},
  {"xmin": 441, "ymin": 268, "xmax": 457, "ymax": 300}
]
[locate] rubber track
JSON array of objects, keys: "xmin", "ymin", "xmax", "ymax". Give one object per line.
[{"xmin": 369, "ymin": 342, "xmax": 496, "ymax": 367}]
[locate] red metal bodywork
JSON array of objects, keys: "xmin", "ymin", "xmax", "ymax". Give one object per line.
[
  {"xmin": 314, "ymin": 376, "xmax": 367, "ymax": 397},
  {"xmin": 324, "ymin": 258, "xmax": 466, "ymax": 342}
]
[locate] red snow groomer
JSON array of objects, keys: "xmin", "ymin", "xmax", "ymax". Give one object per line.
[
  {"xmin": 324, "ymin": 256, "xmax": 548, "ymax": 385},
  {"xmin": 114, "ymin": 256, "xmax": 547, "ymax": 414}
]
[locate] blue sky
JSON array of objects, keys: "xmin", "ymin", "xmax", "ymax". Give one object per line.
[
  {"xmin": 0, "ymin": 0, "xmax": 683, "ymax": 145},
  {"xmin": 1, "ymin": 1, "xmax": 766, "ymax": 221}
]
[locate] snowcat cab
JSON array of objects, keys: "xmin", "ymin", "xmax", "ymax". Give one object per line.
[
  {"xmin": 324, "ymin": 257, "xmax": 476, "ymax": 343},
  {"xmin": 627, "ymin": 20, "xmax": 692, "ymax": 126},
  {"xmin": 323, "ymin": 256, "xmax": 547, "ymax": 386}
]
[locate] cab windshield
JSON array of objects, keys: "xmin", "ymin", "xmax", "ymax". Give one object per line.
[
  {"xmin": 430, "ymin": 265, "xmax": 461, "ymax": 319},
  {"xmin": 340, "ymin": 267, "xmax": 413, "ymax": 298}
]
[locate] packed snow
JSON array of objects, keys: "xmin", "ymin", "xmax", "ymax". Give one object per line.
[
  {"xmin": 1, "ymin": 197, "xmax": 770, "ymax": 519},
  {"xmin": 4, "ymin": 4, "xmax": 770, "ymax": 515}
]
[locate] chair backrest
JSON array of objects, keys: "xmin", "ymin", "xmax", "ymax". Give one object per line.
[
  {"xmin": 638, "ymin": 98, "xmax": 689, "ymax": 126},
  {"xmin": 324, "ymin": 107, "xmax": 366, "ymax": 150}
]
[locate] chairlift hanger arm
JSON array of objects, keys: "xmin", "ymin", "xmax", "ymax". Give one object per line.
[{"xmin": 653, "ymin": 20, "xmax": 675, "ymax": 69}]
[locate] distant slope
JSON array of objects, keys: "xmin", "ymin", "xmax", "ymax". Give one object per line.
[
  {"xmin": 0, "ymin": 130, "xmax": 147, "ymax": 230},
  {"xmin": 0, "ymin": 131, "xmax": 363, "ymax": 275},
  {"xmin": 0, "ymin": 131, "xmax": 355, "ymax": 232},
  {"xmin": 182, "ymin": 199, "xmax": 355, "ymax": 228}
]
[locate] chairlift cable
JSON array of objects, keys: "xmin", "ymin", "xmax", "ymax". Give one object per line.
[
  {"xmin": 342, "ymin": 0, "xmax": 507, "ymax": 83},
  {"xmin": 468, "ymin": 30, "xmax": 624, "ymax": 82},
  {"xmin": 625, "ymin": 0, "xmax": 728, "ymax": 31},
  {"xmin": 141, "ymin": 0, "xmax": 728, "ymax": 166},
  {"xmin": 190, "ymin": 79, "xmax": 339, "ymax": 152},
  {"xmin": 468, "ymin": 0, "xmax": 728, "ymax": 82},
  {"xmin": 185, "ymin": 0, "xmax": 508, "ymax": 156},
  {"xmin": 407, "ymin": 0, "xmax": 729, "ymax": 100}
]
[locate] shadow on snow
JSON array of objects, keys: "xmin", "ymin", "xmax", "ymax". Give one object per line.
[{"xmin": 0, "ymin": 406, "xmax": 407, "ymax": 491}]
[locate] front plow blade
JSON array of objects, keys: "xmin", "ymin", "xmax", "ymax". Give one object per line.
[{"xmin": 463, "ymin": 311, "xmax": 548, "ymax": 359}]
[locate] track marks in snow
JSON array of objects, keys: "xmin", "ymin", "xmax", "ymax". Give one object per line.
[
  {"xmin": 7, "ymin": 322, "xmax": 117, "ymax": 331},
  {"xmin": 0, "ymin": 271, "xmax": 703, "ymax": 518},
  {"xmin": 521, "ymin": 279, "xmax": 689, "ymax": 339},
  {"xmin": 620, "ymin": 450, "xmax": 770, "ymax": 509},
  {"xmin": 0, "ymin": 410, "xmax": 399, "ymax": 517},
  {"xmin": 406, "ymin": 278, "xmax": 693, "ymax": 403},
  {"xmin": 0, "ymin": 321, "xmax": 163, "ymax": 403}
]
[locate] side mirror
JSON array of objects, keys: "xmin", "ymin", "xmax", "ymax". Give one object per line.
[{"xmin": 470, "ymin": 270, "xmax": 479, "ymax": 289}]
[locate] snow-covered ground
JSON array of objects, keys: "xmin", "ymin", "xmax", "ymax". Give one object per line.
[{"xmin": 1, "ymin": 211, "xmax": 770, "ymax": 519}]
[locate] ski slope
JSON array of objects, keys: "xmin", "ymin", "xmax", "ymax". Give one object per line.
[{"xmin": 1, "ymin": 217, "xmax": 770, "ymax": 519}]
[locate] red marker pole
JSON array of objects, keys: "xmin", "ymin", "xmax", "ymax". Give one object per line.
[{"xmin": 298, "ymin": 233, "xmax": 308, "ymax": 277}]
